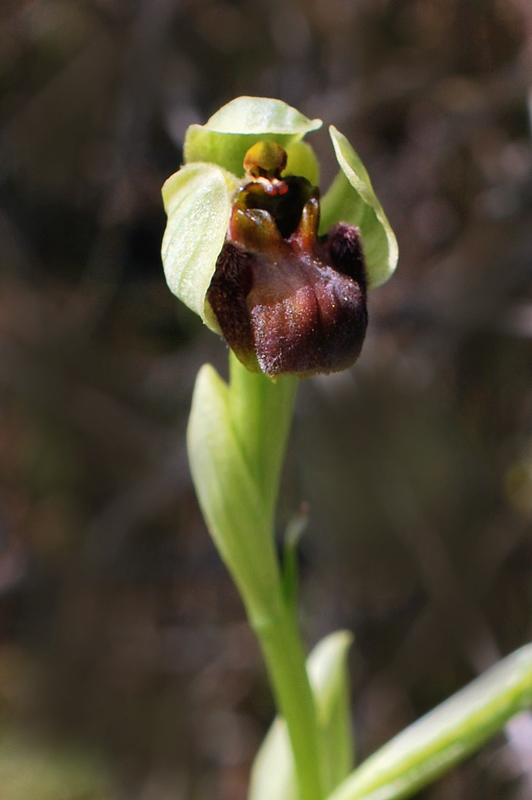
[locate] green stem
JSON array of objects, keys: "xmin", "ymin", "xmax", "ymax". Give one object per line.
[
  {"xmin": 188, "ymin": 354, "xmax": 323, "ymax": 800},
  {"xmin": 228, "ymin": 355, "xmax": 323, "ymax": 800},
  {"xmin": 228, "ymin": 352, "xmax": 297, "ymax": 522},
  {"xmin": 250, "ymin": 607, "xmax": 324, "ymax": 800}
]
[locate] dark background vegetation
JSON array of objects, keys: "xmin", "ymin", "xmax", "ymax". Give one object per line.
[{"xmin": 1, "ymin": 0, "xmax": 532, "ymax": 798}]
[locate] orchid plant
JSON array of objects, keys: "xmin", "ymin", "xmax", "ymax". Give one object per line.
[{"xmin": 161, "ymin": 97, "xmax": 532, "ymax": 800}]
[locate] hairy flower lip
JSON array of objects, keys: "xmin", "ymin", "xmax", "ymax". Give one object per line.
[
  {"xmin": 247, "ymin": 246, "xmax": 367, "ymax": 378},
  {"xmin": 207, "ymin": 159, "xmax": 368, "ymax": 378}
]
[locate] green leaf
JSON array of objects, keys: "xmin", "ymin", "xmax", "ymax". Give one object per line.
[
  {"xmin": 328, "ymin": 644, "xmax": 532, "ymax": 800},
  {"xmin": 249, "ymin": 631, "xmax": 354, "ymax": 800},
  {"xmin": 281, "ymin": 506, "xmax": 309, "ymax": 615},
  {"xmin": 187, "ymin": 364, "xmax": 285, "ymax": 624},
  {"xmin": 161, "ymin": 162, "xmax": 239, "ymax": 330},
  {"xmin": 311, "ymin": 632, "xmax": 355, "ymax": 793},
  {"xmin": 249, "ymin": 716, "xmax": 297, "ymax": 800},
  {"xmin": 184, "ymin": 96, "xmax": 322, "ymax": 178},
  {"xmin": 321, "ymin": 126, "xmax": 398, "ymax": 289}
]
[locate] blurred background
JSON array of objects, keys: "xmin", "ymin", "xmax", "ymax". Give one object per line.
[{"xmin": 1, "ymin": 0, "xmax": 532, "ymax": 798}]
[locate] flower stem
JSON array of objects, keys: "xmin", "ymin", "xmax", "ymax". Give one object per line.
[
  {"xmin": 228, "ymin": 352, "xmax": 297, "ymax": 523},
  {"xmin": 228, "ymin": 355, "xmax": 323, "ymax": 800},
  {"xmin": 188, "ymin": 354, "xmax": 323, "ymax": 800},
  {"xmin": 250, "ymin": 607, "xmax": 324, "ymax": 800}
]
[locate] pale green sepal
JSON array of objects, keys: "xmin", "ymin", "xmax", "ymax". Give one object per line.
[
  {"xmin": 187, "ymin": 365, "xmax": 284, "ymax": 624},
  {"xmin": 328, "ymin": 644, "xmax": 532, "ymax": 800},
  {"xmin": 161, "ymin": 163, "xmax": 238, "ymax": 331},
  {"xmin": 204, "ymin": 96, "xmax": 322, "ymax": 136},
  {"xmin": 321, "ymin": 126, "xmax": 398, "ymax": 289},
  {"xmin": 248, "ymin": 631, "xmax": 354, "ymax": 800},
  {"xmin": 284, "ymin": 140, "xmax": 320, "ymax": 186},
  {"xmin": 184, "ymin": 97, "xmax": 322, "ymax": 178}
]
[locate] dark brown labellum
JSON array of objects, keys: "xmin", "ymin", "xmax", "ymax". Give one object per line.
[{"xmin": 207, "ymin": 144, "xmax": 368, "ymax": 378}]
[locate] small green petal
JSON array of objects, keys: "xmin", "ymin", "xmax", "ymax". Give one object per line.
[
  {"xmin": 184, "ymin": 96, "xmax": 322, "ymax": 178},
  {"xmin": 161, "ymin": 162, "xmax": 239, "ymax": 330},
  {"xmin": 321, "ymin": 126, "xmax": 398, "ymax": 289},
  {"xmin": 284, "ymin": 140, "xmax": 320, "ymax": 186}
]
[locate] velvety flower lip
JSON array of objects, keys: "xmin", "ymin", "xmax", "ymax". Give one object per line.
[
  {"xmin": 161, "ymin": 96, "xmax": 398, "ymax": 376},
  {"xmin": 207, "ymin": 144, "xmax": 368, "ymax": 377}
]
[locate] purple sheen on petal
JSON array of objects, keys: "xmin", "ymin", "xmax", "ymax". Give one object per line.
[{"xmin": 248, "ymin": 250, "xmax": 367, "ymax": 378}]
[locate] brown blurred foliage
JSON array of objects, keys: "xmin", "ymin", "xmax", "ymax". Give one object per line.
[{"xmin": 1, "ymin": 0, "xmax": 532, "ymax": 798}]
